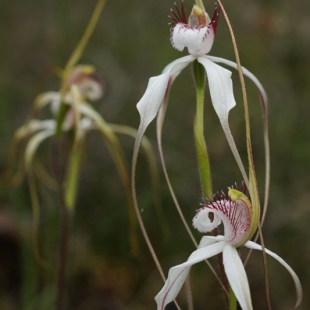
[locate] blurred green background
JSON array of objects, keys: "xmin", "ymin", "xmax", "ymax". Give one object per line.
[{"xmin": 1, "ymin": 0, "xmax": 309, "ymax": 309}]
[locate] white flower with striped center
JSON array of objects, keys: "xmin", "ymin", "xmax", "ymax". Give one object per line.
[{"xmin": 155, "ymin": 188, "xmax": 302, "ymax": 310}]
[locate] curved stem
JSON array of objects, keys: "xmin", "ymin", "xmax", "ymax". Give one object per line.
[
  {"xmin": 217, "ymin": 0, "xmax": 270, "ymax": 308},
  {"xmin": 56, "ymin": 199, "xmax": 71, "ymax": 310},
  {"xmin": 131, "ymin": 123, "xmax": 182, "ymax": 310}
]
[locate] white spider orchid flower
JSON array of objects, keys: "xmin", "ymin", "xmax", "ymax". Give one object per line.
[
  {"xmin": 13, "ymin": 66, "xmax": 105, "ymax": 171},
  {"xmin": 134, "ymin": 1, "xmax": 267, "ymax": 164},
  {"xmin": 155, "ymin": 188, "xmax": 303, "ymax": 310},
  {"xmin": 35, "ymin": 65, "xmax": 103, "ymax": 132}
]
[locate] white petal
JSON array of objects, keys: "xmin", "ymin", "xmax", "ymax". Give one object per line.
[
  {"xmin": 207, "ymin": 55, "xmax": 270, "ymax": 227},
  {"xmin": 133, "ymin": 56, "xmax": 194, "ymax": 182},
  {"xmin": 199, "ymin": 235, "xmax": 225, "ymax": 248},
  {"xmin": 207, "ymin": 56, "xmax": 268, "ymax": 108},
  {"xmin": 223, "ymin": 244, "xmax": 253, "ymax": 310},
  {"xmin": 136, "ymin": 73, "xmax": 170, "ymax": 128},
  {"xmin": 198, "ymin": 56, "xmax": 236, "ymax": 118},
  {"xmin": 162, "ymin": 55, "xmax": 195, "ymax": 76},
  {"xmin": 245, "ymin": 241, "xmax": 303, "ymax": 308},
  {"xmin": 25, "ymin": 128, "xmax": 55, "ymax": 169},
  {"xmin": 78, "ymin": 77, "xmax": 103, "ymax": 101},
  {"xmin": 137, "ymin": 56, "xmax": 193, "ymax": 129},
  {"xmin": 16, "ymin": 119, "xmax": 55, "ymax": 139},
  {"xmin": 35, "ymin": 92, "xmax": 61, "ymax": 111},
  {"xmin": 155, "ymin": 241, "xmax": 226, "ymax": 310},
  {"xmin": 198, "ymin": 56, "xmax": 249, "ymax": 185},
  {"xmin": 80, "ymin": 117, "xmax": 94, "ymax": 131}
]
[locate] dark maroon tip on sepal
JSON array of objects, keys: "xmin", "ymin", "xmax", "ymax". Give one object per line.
[{"xmin": 210, "ymin": 2, "xmax": 221, "ymax": 35}]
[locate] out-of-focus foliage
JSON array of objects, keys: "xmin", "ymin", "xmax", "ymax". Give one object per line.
[{"xmin": 0, "ymin": 0, "xmax": 309, "ymax": 309}]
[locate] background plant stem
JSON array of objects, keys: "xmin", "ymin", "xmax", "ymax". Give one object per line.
[
  {"xmin": 51, "ymin": 140, "xmax": 71, "ymax": 310},
  {"xmin": 55, "ymin": 200, "xmax": 70, "ymax": 310}
]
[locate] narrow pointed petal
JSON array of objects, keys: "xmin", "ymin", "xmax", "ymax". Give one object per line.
[
  {"xmin": 197, "ymin": 56, "xmax": 249, "ymax": 185},
  {"xmin": 34, "ymin": 91, "xmax": 61, "ymax": 111},
  {"xmin": 131, "ymin": 57, "xmax": 194, "ymax": 278},
  {"xmin": 25, "ymin": 129, "xmax": 55, "ymax": 169},
  {"xmin": 136, "ymin": 56, "xmax": 194, "ymax": 139},
  {"xmin": 16, "ymin": 120, "xmax": 55, "ymax": 140},
  {"xmin": 245, "ymin": 241, "xmax": 303, "ymax": 308},
  {"xmin": 137, "ymin": 55, "xmax": 194, "ymax": 130},
  {"xmin": 223, "ymin": 244, "xmax": 253, "ymax": 310},
  {"xmin": 155, "ymin": 241, "xmax": 226, "ymax": 310},
  {"xmin": 207, "ymin": 55, "xmax": 270, "ymax": 227},
  {"xmin": 206, "ymin": 56, "xmax": 268, "ymax": 109},
  {"xmin": 198, "ymin": 56, "xmax": 235, "ymax": 117}
]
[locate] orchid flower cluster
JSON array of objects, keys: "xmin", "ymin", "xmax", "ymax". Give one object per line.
[
  {"xmin": 9, "ymin": 0, "xmax": 161, "ymax": 264},
  {"xmin": 11, "ymin": 60, "xmax": 159, "ymax": 257},
  {"xmin": 132, "ymin": 0, "xmax": 303, "ymax": 309}
]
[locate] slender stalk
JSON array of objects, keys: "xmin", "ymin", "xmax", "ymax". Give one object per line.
[
  {"xmin": 257, "ymin": 223, "xmax": 272, "ymax": 309},
  {"xmin": 193, "ymin": 60, "xmax": 230, "ymax": 305},
  {"xmin": 217, "ymin": 1, "xmax": 271, "ymax": 308},
  {"xmin": 229, "ymin": 285, "xmax": 237, "ymax": 310},
  {"xmin": 131, "ymin": 79, "xmax": 182, "ymax": 309},
  {"xmin": 55, "ymin": 200, "xmax": 70, "ymax": 310},
  {"xmin": 51, "ymin": 140, "xmax": 70, "ymax": 310},
  {"xmin": 193, "ymin": 60, "xmax": 212, "ymax": 200},
  {"xmin": 63, "ymin": 0, "xmax": 107, "ymax": 74},
  {"xmin": 185, "ymin": 276, "xmax": 194, "ymax": 310}
]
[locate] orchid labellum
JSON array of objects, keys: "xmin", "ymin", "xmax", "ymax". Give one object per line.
[{"xmin": 155, "ymin": 188, "xmax": 303, "ymax": 310}]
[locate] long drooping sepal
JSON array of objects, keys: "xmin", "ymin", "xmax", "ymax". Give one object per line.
[
  {"xmin": 25, "ymin": 128, "xmax": 55, "ymax": 170},
  {"xmin": 223, "ymin": 244, "xmax": 253, "ymax": 310},
  {"xmin": 208, "ymin": 55, "xmax": 270, "ymax": 226},
  {"xmin": 132, "ymin": 56, "xmax": 194, "ymax": 281},
  {"xmin": 197, "ymin": 56, "xmax": 249, "ymax": 186},
  {"xmin": 136, "ymin": 55, "xmax": 194, "ymax": 134},
  {"xmin": 245, "ymin": 241, "xmax": 303, "ymax": 309},
  {"xmin": 212, "ymin": 1, "xmax": 261, "ymax": 246},
  {"xmin": 155, "ymin": 238, "xmax": 226, "ymax": 310},
  {"xmin": 34, "ymin": 92, "xmax": 62, "ymax": 111}
]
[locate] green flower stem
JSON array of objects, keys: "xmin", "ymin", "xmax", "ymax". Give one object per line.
[
  {"xmin": 229, "ymin": 285, "xmax": 237, "ymax": 310},
  {"xmin": 193, "ymin": 60, "xmax": 212, "ymax": 200},
  {"xmin": 64, "ymin": 0, "xmax": 107, "ymax": 74},
  {"xmin": 65, "ymin": 141, "xmax": 83, "ymax": 211},
  {"xmin": 193, "ymin": 60, "xmax": 235, "ymax": 308}
]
